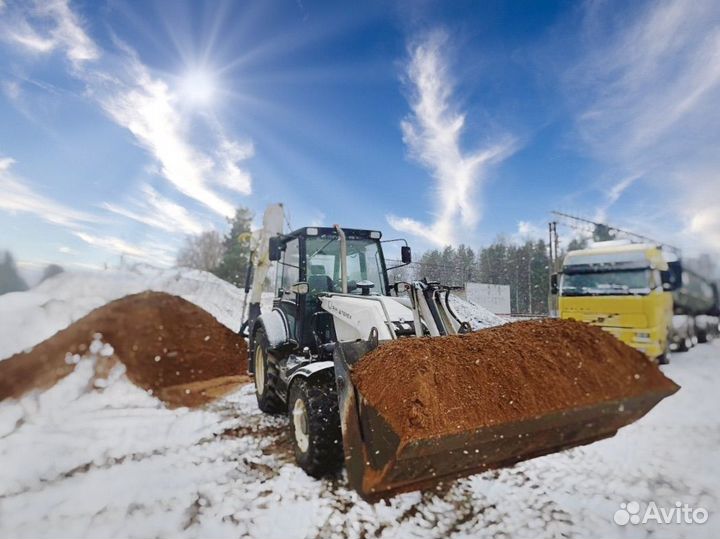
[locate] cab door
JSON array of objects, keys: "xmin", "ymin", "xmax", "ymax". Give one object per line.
[{"xmin": 279, "ymin": 238, "xmax": 300, "ymax": 340}]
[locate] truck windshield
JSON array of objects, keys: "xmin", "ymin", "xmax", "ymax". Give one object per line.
[
  {"xmin": 306, "ymin": 236, "xmax": 387, "ymax": 295},
  {"xmin": 561, "ymin": 269, "xmax": 653, "ymax": 296}
]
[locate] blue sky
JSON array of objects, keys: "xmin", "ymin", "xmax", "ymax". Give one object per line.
[{"xmin": 1, "ymin": 0, "xmax": 719, "ymax": 272}]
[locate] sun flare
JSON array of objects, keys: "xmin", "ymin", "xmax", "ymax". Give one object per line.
[{"xmin": 179, "ymin": 69, "xmax": 217, "ymax": 106}]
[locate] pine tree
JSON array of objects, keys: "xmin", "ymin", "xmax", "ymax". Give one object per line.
[
  {"xmin": 40, "ymin": 264, "xmax": 64, "ymax": 283},
  {"xmin": 213, "ymin": 207, "xmax": 254, "ymax": 287},
  {"xmin": 0, "ymin": 252, "xmax": 29, "ymax": 295}
]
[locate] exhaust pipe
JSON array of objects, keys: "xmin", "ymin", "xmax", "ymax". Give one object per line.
[{"xmin": 334, "ymin": 224, "xmax": 348, "ymax": 293}]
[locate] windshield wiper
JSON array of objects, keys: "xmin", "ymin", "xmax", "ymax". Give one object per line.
[{"xmin": 310, "ymin": 236, "xmax": 337, "ymax": 258}]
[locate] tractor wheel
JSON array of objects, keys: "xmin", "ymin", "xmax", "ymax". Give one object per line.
[
  {"xmin": 253, "ymin": 326, "xmax": 284, "ymax": 414},
  {"xmin": 288, "ymin": 372, "xmax": 344, "ymax": 478}
]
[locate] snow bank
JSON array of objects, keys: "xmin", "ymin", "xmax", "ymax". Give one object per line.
[
  {"xmin": 0, "ymin": 265, "xmax": 252, "ymax": 360},
  {"xmin": 449, "ymin": 293, "xmax": 506, "ymax": 329}
]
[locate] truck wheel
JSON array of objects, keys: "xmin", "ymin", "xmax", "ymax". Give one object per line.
[
  {"xmin": 253, "ymin": 327, "xmax": 284, "ymax": 414},
  {"xmin": 657, "ymin": 346, "xmax": 670, "ymax": 365},
  {"xmin": 676, "ymin": 331, "xmax": 690, "ymax": 352},
  {"xmin": 288, "ymin": 372, "xmax": 343, "ymax": 478}
]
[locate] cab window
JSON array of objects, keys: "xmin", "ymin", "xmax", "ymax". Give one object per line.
[{"xmin": 281, "ymin": 239, "xmax": 300, "ymax": 295}]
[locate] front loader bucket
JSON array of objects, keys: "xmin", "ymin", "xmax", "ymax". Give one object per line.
[{"xmin": 334, "ymin": 336, "xmax": 678, "ymax": 502}]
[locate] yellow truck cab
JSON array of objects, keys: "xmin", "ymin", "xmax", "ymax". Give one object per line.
[{"xmin": 557, "ymin": 241, "xmax": 674, "ymax": 362}]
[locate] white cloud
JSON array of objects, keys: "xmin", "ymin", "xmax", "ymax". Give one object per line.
[
  {"xmin": 213, "ymin": 136, "xmax": 254, "ymax": 195},
  {"xmin": 2, "ymin": 80, "xmax": 21, "ymax": 100},
  {"xmin": 309, "ymin": 211, "xmax": 326, "ymax": 228},
  {"xmin": 0, "ymin": 0, "xmax": 99, "ymax": 66},
  {"xmin": 568, "ymin": 0, "xmax": 720, "ymax": 253},
  {"xmin": 74, "ymin": 231, "xmax": 174, "ymax": 266},
  {"xmin": 593, "ymin": 173, "xmax": 643, "ymax": 223},
  {"xmin": 102, "ymin": 184, "xmax": 207, "ymax": 236},
  {"xmin": 515, "ymin": 221, "xmax": 545, "ymax": 242},
  {"xmin": 73, "ymin": 232, "xmax": 143, "ymax": 257},
  {"xmin": 0, "ymin": 156, "xmax": 98, "ymax": 227},
  {"xmin": 388, "ymin": 31, "xmax": 516, "ymax": 246}
]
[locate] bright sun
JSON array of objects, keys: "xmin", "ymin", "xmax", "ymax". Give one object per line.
[{"xmin": 179, "ymin": 69, "xmax": 217, "ymax": 106}]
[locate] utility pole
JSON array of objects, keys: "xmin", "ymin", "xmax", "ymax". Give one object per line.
[
  {"xmin": 527, "ymin": 252, "xmax": 532, "ymax": 315},
  {"xmin": 547, "ymin": 221, "xmax": 559, "ymax": 317}
]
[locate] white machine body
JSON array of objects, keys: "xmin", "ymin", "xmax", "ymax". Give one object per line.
[{"xmin": 320, "ymin": 294, "xmax": 414, "ymax": 341}]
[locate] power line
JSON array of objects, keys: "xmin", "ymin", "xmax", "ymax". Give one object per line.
[{"xmin": 550, "ymin": 211, "xmax": 681, "ymax": 255}]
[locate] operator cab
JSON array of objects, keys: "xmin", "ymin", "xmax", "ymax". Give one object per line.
[{"xmin": 269, "ymin": 227, "xmax": 392, "ymax": 354}]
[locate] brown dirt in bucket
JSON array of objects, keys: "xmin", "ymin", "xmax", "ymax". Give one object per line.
[
  {"xmin": 351, "ymin": 318, "xmax": 679, "ymax": 442},
  {"xmin": 0, "ymin": 291, "xmax": 249, "ymax": 407}
]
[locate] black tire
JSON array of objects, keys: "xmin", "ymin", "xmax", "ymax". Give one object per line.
[
  {"xmin": 252, "ymin": 326, "xmax": 284, "ymax": 414},
  {"xmin": 288, "ymin": 372, "xmax": 344, "ymax": 478},
  {"xmin": 656, "ymin": 338, "xmax": 671, "ymax": 365}
]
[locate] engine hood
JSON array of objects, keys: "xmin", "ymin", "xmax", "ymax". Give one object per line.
[{"xmin": 320, "ymin": 294, "xmax": 414, "ymax": 342}]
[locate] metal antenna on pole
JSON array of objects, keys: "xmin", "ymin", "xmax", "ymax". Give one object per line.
[{"xmin": 550, "ymin": 211, "xmax": 681, "ymax": 256}]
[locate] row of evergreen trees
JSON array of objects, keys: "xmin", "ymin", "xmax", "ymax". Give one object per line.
[{"xmin": 389, "ymin": 239, "xmax": 553, "ymax": 314}]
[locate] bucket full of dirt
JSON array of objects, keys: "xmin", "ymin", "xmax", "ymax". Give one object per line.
[{"xmin": 334, "ymin": 318, "xmax": 679, "ymax": 501}]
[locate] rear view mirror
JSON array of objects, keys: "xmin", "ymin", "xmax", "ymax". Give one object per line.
[
  {"xmin": 268, "ymin": 236, "xmax": 283, "ymax": 261},
  {"xmin": 550, "ymin": 273, "xmax": 559, "ymax": 295},
  {"xmin": 661, "ymin": 260, "xmax": 683, "ymax": 292},
  {"xmin": 401, "ymin": 245, "xmax": 412, "ymax": 264}
]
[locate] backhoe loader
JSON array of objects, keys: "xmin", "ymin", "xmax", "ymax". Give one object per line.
[{"xmin": 241, "ymin": 205, "xmax": 676, "ymax": 501}]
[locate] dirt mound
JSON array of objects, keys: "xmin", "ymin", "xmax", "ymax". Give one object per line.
[
  {"xmin": 352, "ymin": 318, "xmax": 679, "ymax": 442},
  {"xmin": 0, "ymin": 291, "xmax": 248, "ymax": 407}
]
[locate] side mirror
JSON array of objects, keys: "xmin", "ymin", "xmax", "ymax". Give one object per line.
[
  {"xmin": 268, "ymin": 236, "xmax": 283, "ymax": 261},
  {"xmin": 550, "ymin": 273, "xmax": 559, "ymax": 295},
  {"xmin": 661, "ymin": 260, "xmax": 683, "ymax": 292},
  {"xmin": 290, "ymin": 282, "xmax": 309, "ymax": 295},
  {"xmin": 401, "ymin": 245, "xmax": 412, "ymax": 264}
]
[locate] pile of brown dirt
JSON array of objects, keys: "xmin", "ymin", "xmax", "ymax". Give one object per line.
[
  {"xmin": 0, "ymin": 291, "xmax": 248, "ymax": 407},
  {"xmin": 351, "ymin": 318, "xmax": 679, "ymax": 442}
]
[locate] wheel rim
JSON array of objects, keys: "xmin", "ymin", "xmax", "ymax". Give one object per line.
[
  {"xmin": 292, "ymin": 398, "xmax": 310, "ymax": 453},
  {"xmin": 254, "ymin": 345, "xmax": 265, "ymax": 395}
]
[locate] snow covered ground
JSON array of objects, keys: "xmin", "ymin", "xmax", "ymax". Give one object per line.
[{"xmin": 0, "ymin": 268, "xmax": 718, "ymax": 538}]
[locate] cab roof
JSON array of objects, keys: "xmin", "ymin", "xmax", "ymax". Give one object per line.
[
  {"xmin": 564, "ymin": 242, "xmax": 668, "ymax": 271},
  {"xmin": 283, "ymin": 227, "xmax": 382, "ymax": 240}
]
